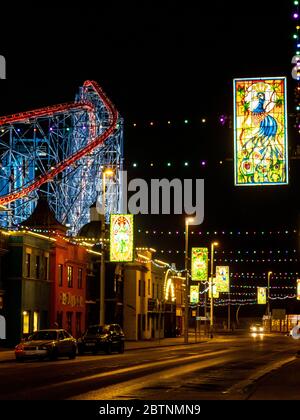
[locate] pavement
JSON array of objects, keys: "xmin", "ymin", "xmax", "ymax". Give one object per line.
[{"xmin": 247, "ymin": 355, "xmax": 300, "ymax": 400}]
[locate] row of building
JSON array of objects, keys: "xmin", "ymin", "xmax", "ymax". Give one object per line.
[{"xmin": 0, "ymin": 198, "xmax": 185, "ymax": 345}]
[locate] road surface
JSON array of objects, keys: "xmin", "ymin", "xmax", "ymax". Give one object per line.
[{"xmin": 0, "ymin": 333, "xmax": 299, "ymax": 400}]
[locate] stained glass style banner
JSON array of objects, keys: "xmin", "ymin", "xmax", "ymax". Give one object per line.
[
  {"xmin": 257, "ymin": 287, "xmax": 267, "ymax": 305},
  {"xmin": 110, "ymin": 214, "xmax": 134, "ymax": 262},
  {"xmin": 297, "ymin": 279, "xmax": 300, "ymax": 301},
  {"xmin": 233, "ymin": 77, "xmax": 288, "ymax": 186},
  {"xmin": 215, "ymin": 266, "xmax": 230, "ymax": 293},
  {"xmin": 191, "ymin": 248, "xmax": 208, "ymax": 281},
  {"xmin": 190, "ymin": 285, "xmax": 199, "ymax": 304}
]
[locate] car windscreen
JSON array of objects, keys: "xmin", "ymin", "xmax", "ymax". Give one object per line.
[
  {"xmin": 86, "ymin": 326, "xmax": 110, "ymax": 335},
  {"xmin": 29, "ymin": 331, "xmax": 58, "ymax": 341}
]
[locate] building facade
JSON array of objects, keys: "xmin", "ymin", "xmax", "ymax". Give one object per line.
[
  {"xmin": 122, "ymin": 249, "xmax": 184, "ymax": 341},
  {"xmin": 3, "ymin": 231, "xmax": 53, "ymax": 345},
  {"xmin": 50, "ymin": 235, "xmax": 87, "ymax": 338}
]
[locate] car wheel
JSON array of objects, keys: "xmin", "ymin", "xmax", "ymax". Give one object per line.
[
  {"xmin": 106, "ymin": 343, "xmax": 112, "ymax": 354},
  {"xmin": 118, "ymin": 342, "xmax": 125, "ymax": 354}
]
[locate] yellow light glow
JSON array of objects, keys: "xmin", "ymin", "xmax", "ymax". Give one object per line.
[
  {"xmin": 154, "ymin": 259, "xmax": 169, "ymax": 267},
  {"xmin": 86, "ymin": 249, "xmax": 102, "ymax": 256},
  {"xmin": 186, "ymin": 217, "xmax": 194, "ymax": 224},
  {"xmin": 104, "ymin": 169, "xmax": 114, "ymax": 176},
  {"xmin": 137, "ymin": 253, "xmax": 150, "ymax": 261}
]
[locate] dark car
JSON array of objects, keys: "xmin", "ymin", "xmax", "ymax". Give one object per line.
[
  {"xmin": 15, "ymin": 329, "xmax": 77, "ymax": 361},
  {"xmin": 77, "ymin": 324, "xmax": 125, "ymax": 355}
]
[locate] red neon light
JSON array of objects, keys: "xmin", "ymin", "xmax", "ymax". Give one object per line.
[{"xmin": 0, "ymin": 80, "xmax": 118, "ymax": 205}]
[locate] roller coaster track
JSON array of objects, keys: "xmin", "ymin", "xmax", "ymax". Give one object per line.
[{"xmin": 0, "ymin": 80, "xmax": 118, "ymax": 206}]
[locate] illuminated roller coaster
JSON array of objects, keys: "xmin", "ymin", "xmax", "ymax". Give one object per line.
[{"xmin": 0, "ymin": 80, "xmax": 123, "ymax": 235}]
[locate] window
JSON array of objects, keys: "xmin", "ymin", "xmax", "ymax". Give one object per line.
[
  {"xmin": 56, "ymin": 311, "xmax": 63, "ymax": 328},
  {"xmin": 58, "ymin": 331, "xmax": 64, "ymax": 340},
  {"xmin": 75, "ymin": 312, "xmax": 82, "ymax": 337},
  {"xmin": 142, "ymin": 314, "xmax": 146, "ymax": 331},
  {"xmin": 143, "ymin": 280, "xmax": 146, "ymax": 297},
  {"xmin": 152, "ymin": 283, "xmax": 155, "ymax": 298},
  {"xmin": 25, "ymin": 253, "xmax": 31, "ymax": 277},
  {"xmin": 33, "ymin": 311, "xmax": 39, "ymax": 331},
  {"xmin": 64, "ymin": 330, "xmax": 71, "ymax": 339},
  {"xmin": 23, "ymin": 311, "xmax": 30, "ymax": 334},
  {"xmin": 148, "ymin": 279, "xmax": 151, "ymax": 296},
  {"xmin": 66, "ymin": 312, "xmax": 73, "ymax": 335},
  {"xmin": 35, "ymin": 255, "xmax": 40, "ymax": 279},
  {"xmin": 67, "ymin": 266, "xmax": 73, "ymax": 288},
  {"xmin": 44, "ymin": 256, "xmax": 49, "ymax": 280},
  {"xmin": 78, "ymin": 268, "xmax": 83, "ymax": 289},
  {"xmin": 138, "ymin": 280, "xmax": 141, "ymax": 297},
  {"xmin": 58, "ymin": 264, "xmax": 63, "ymax": 287}
]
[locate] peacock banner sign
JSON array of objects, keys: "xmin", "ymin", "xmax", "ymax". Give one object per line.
[{"xmin": 233, "ymin": 77, "xmax": 288, "ymax": 186}]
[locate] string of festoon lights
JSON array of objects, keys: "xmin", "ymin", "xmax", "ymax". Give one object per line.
[
  {"xmin": 292, "ymin": 0, "xmax": 300, "ymax": 129},
  {"xmin": 129, "ymin": 160, "xmax": 224, "ymax": 168},
  {"xmin": 150, "ymin": 249, "xmax": 298, "ymax": 255},
  {"xmin": 232, "ymin": 272, "xmax": 299, "ymax": 279},
  {"xmin": 137, "ymin": 228, "xmax": 298, "ymax": 236},
  {"xmin": 129, "ymin": 115, "xmax": 230, "ymax": 128}
]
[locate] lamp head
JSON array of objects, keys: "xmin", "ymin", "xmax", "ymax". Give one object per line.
[
  {"xmin": 186, "ymin": 217, "xmax": 194, "ymax": 224},
  {"xmin": 104, "ymin": 169, "xmax": 114, "ymax": 176}
]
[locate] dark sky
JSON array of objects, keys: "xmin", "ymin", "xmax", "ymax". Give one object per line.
[{"xmin": 0, "ymin": 1, "xmax": 298, "ymax": 233}]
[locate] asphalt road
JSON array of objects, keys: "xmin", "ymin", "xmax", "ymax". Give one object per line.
[{"xmin": 0, "ymin": 334, "xmax": 299, "ymax": 400}]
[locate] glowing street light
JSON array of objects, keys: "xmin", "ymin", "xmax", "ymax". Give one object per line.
[
  {"xmin": 184, "ymin": 217, "xmax": 194, "ymax": 344},
  {"xmin": 100, "ymin": 168, "xmax": 115, "ymax": 325},
  {"xmin": 210, "ymin": 241, "xmax": 219, "ymax": 337}
]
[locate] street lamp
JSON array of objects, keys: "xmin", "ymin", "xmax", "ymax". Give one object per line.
[
  {"xmin": 184, "ymin": 217, "xmax": 194, "ymax": 344},
  {"xmin": 210, "ymin": 241, "xmax": 218, "ymax": 337},
  {"xmin": 99, "ymin": 168, "xmax": 114, "ymax": 325},
  {"xmin": 267, "ymin": 271, "xmax": 272, "ymax": 332}
]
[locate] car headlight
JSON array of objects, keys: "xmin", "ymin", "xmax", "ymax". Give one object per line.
[
  {"xmin": 252, "ymin": 327, "xmax": 257, "ymax": 331},
  {"xmin": 259, "ymin": 327, "xmax": 263, "ymax": 332}
]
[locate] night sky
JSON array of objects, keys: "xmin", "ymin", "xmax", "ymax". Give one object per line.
[{"xmin": 0, "ymin": 1, "xmax": 298, "ymax": 239}]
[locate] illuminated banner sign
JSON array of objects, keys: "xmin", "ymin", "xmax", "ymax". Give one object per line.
[
  {"xmin": 190, "ymin": 285, "xmax": 199, "ymax": 304},
  {"xmin": 208, "ymin": 281, "xmax": 219, "ymax": 299},
  {"xmin": 191, "ymin": 248, "xmax": 208, "ymax": 281},
  {"xmin": 215, "ymin": 266, "xmax": 230, "ymax": 293},
  {"xmin": 257, "ymin": 287, "xmax": 267, "ymax": 305},
  {"xmin": 297, "ymin": 279, "xmax": 300, "ymax": 301},
  {"xmin": 110, "ymin": 214, "xmax": 134, "ymax": 262},
  {"xmin": 233, "ymin": 77, "xmax": 288, "ymax": 186}
]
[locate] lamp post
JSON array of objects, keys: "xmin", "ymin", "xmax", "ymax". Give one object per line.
[
  {"xmin": 210, "ymin": 241, "xmax": 218, "ymax": 337},
  {"xmin": 184, "ymin": 217, "xmax": 194, "ymax": 344},
  {"xmin": 267, "ymin": 271, "xmax": 272, "ymax": 332},
  {"xmin": 99, "ymin": 168, "xmax": 114, "ymax": 325}
]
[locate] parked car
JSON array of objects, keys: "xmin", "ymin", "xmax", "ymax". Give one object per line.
[
  {"xmin": 77, "ymin": 324, "xmax": 125, "ymax": 355},
  {"xmin": 250, "ymin": 323, "xmax": 264, "ymax": 333},
  {"xmin": 15, "ymin": 329, "xmax": 77, "ymax": 361}
]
